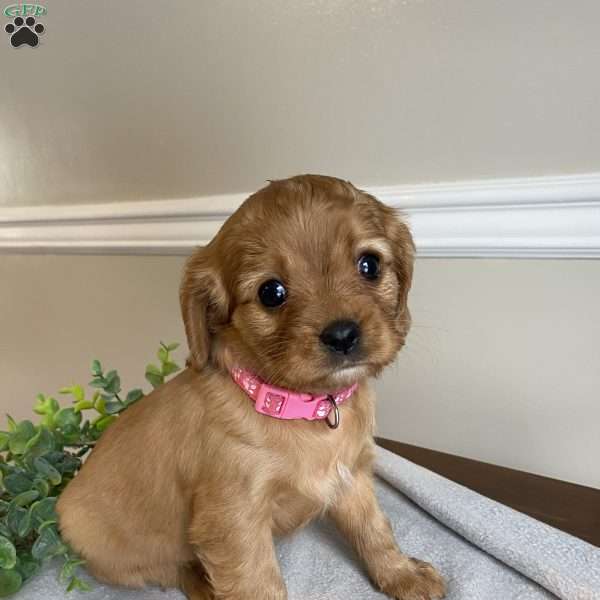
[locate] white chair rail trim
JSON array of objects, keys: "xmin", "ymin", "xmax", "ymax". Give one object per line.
[{"xmin": 1, "ymin": 173, "xmax": 599, "ymax": 258}]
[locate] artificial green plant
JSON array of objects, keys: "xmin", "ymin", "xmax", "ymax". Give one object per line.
[{"xmin": 0, "ymin": 342, "xmax": 181, "ymax": 597}]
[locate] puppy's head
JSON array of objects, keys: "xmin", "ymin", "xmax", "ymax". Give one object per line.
[{"xmin": 180, "ymin": 175, "xmax": 414, "ymax": 393}]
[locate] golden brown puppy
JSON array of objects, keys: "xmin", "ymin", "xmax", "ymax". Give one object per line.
[{"xmin": 57, "ymin": 175, "xmax": 446, "ymax": 600}]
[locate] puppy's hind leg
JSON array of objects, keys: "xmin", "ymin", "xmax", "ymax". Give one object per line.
[{"xmin": 179, "ymin": 562, "xmax": 214, "ymax": 600}]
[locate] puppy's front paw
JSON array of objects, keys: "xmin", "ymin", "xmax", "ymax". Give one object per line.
[{"xmin": 379, "ymin": 558, "xmax": 446, "ymax": 600}]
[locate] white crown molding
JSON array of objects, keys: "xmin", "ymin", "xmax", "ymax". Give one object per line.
[{"xmin": 1, "ymin": 174, "xmax": 600, "ymax": 258}]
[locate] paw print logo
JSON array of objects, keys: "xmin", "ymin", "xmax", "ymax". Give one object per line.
[{"xmin": 5, "ymin": 16, "xmax": 44, "ymax": 47}]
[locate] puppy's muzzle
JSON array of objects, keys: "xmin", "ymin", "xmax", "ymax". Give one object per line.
[{"xmin": 320, "ymin": 319, "xmax": 361, "ymax": 355}]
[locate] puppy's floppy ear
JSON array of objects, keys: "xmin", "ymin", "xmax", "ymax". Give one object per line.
[
  {"xmin": 385, "ymin": 209, "xmax": 415, "ymax": 324},
  {"xmin": 179, "ymin": 247, "xmax": 229, "ymax": 371}
]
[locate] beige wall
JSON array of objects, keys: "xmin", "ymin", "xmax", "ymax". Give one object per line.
[
  {"xmin": 0, "ymin": 255, "xmax": 186, "ymax": 421},
  {"xmin": 2, "ymin": 0, "xmax": 600, "ymax": 207},
  {"xmin": 376, "ymin": 259, "xmax": 600, "ymax": 489},
  {"xmin": 1, "ymin": 255, "xmax": 599, "ymax": 488}
]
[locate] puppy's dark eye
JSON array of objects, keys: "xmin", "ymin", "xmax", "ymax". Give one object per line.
[
  {"xmin": 258, "ymin": 279, "xmax": 287, "ymax": 308},
  {"xmin": 357, "ymin": 254, "xmax": 380, "ymax": 280}
]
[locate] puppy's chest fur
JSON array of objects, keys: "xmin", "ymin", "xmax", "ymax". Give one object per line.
[
  {"xmin": 270, "ymin": 456, "xmax": 356, "ymax": 535},
  {"xmin": 262, "ymin": 398, "xmax": 374, "ymax": 535}
]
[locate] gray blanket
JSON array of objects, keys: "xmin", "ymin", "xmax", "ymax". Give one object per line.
[{"xmin": 19, "ymin": 447, "xmax": 600, "ymax": 599}]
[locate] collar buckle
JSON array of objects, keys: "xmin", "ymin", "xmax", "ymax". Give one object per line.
[{"xmin": 255, "ymin": 384, "xmax": 289, "ymax": 418}]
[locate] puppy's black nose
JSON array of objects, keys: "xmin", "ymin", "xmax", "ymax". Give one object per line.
[{"xmin": 320, "ymin": 320, "xmax": 361, "ymax": 355}]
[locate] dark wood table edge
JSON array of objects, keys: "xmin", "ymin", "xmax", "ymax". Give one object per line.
[{"xmin": 375, "ymin": 437, "xmax": 600, "ymax": 548}]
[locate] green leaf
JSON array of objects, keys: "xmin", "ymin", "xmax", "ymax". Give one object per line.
[
  {"xmin": 32, "ymin": 479, "xmax": 49, "ymax": 499},
  {"xmin": 48, "ymin": 453, "xmax": 80, "ymax": 476},
  {"xmin": 31, "ymin": 525, "xmax": 66, "ymax": 561},
  {"xmin": 8, "ymin": 434, "xmax": 28, "ymax": 455},
  {"xmin": 66, "ymin": 575, "xmax": 91, "ymax": 592},
  {"xmin": 161, "ymin": 361, "xmax": 180, "ymax": 377},
  {"xmin": 16, "ymin": 555, "xmax": 40, "ymax": 582},
  {"xmin": 7, "ymin": 506, "xmax": 26, "ymax": 538},
  {"xmin": 91, "ymin": 359, "xmax": 102, "ymax": 376},
  {"xmin": 0, "ymin": 524, "xmax": 10, "ymax": 541},
  {"xmin": 16, "ymin": 509, "xmax": 32, "ymax": 538},
  {"xmin": 94, "ymin": 415, "xmax": 116, "ymax": 432},
  {"xmin": 145, "ymin": 373, "xmax": 163, "ymax": 389},
  {"xmin": 89, "ymin": 377, "xmax": 106, "ymax": 389},
  {"xmin": 73, "ymin": 400, "xmax": 94, "ymax": 413},
  {"xmin": 37, "ymin": 519, "xmax": 57, "ymax": 533},
  {"xmin": 8, "ymin": 421, "xmax": 36, "ymax": 455},
  {"xmin": 5, "ymin": 416, "xmax": 17, "ymax": 433},
  {"xmin": 10, "ymin": 490, "xmax": 39, "ymax": 508},
  {"xmin": 39, "ymin": 413, "xmax": 55, "ymax": 430},
  {"xmin": 0, "ymin": 568, "xmax": 22, "ymax": 597},
  {"xmin": 7, "ymin": 498, "xmax": 34, "ymax": 538},
  {"xmin": 30, "ymin": 498, "xmax": 57, "ymax": 526},
  {"xmin": 22, "ymin": 428, "xmax": 40, "ymax": 454},
  {"xmin": 33, "ymin": 396, "xmax": 59, "ymax": 416},
  {"xmin": 103, "ymin": 402, "xmax": 123, "ymax": 415},
  {"xmin": 33, "ymin": 395, "xmax": 47, "ymax": 416},
  {"xmin": 157, "ymin": 346, "xmax": 169, "ymax": 363},
  {"xmin": 0, "ymin": 434, "xmax": 8, "ymax": 452},
  {"xmin": 104, "ymin": 370, "xmax": 121, "ymax": 394},
  {"xmin": 3, "ymin": 473, "xmax": 33, "ymax": 495},
  {"xmin": 125, "ymin": 389, "xmax": 144, "ymax": 405},
  {"xmin": 59, "ymin": 385, "xmax": 85, "ymax": 403},
  {"xmin": 94, "ymin": 396, "xmax": 107, "ymax": 415},
  {"xmin": 17, "ymin": 420, "xmax": 35, "ymax": 437},
  {"xmin": 33, "ymin": 457, "xmax": 62, "ymax": 486},
  {"xmin": 145, "ymin": 365, "xmax": 163, "ymax": 389},
  {"xmin": 58, "ymin": 424, "xmax": 81, "ymax": 445},
  {"xmin": 0, "ymin": 537, "xmax": 16, "ymax": 570},
  {"xmin": 54, "ymin": 408, "xmax": 82, "ymax": 429},
  {"xmin": 166, "ymin": 342, "xmax": 180, "ymax": 351},
  {"xmin": 59, "ymin": 558, "xmax": 86, "ymax": 583},
  {"xmin": 24, "ymin": 427, "xmax": 54, "ymax": 459},
  {"xmin": 145, "ymin": 363, "xmax": 161, "ymax": 376}
]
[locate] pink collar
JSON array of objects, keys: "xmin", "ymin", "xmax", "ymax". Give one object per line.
[{"xmin": 230, "ymin": 366, "xmax": 358, "ymax": 428}]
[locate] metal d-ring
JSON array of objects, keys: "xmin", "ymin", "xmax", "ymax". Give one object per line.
[{"xmin": 325, "ymin": 395, "xmax": 340, "ymax": 429}]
